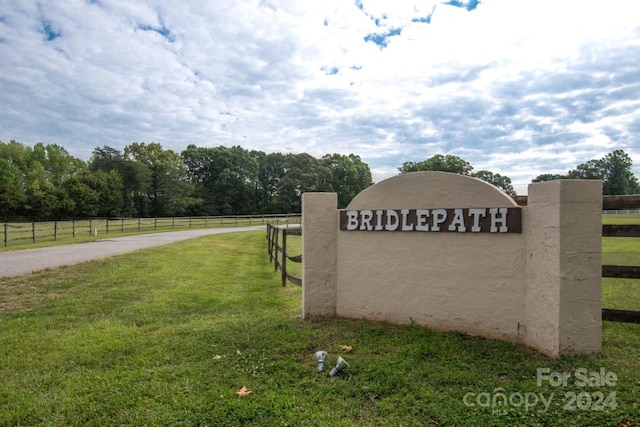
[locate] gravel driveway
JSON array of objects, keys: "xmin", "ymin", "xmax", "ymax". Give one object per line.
[{"xmin": 0, "ymin": 226, "xmax": 264, "ymax": 279}]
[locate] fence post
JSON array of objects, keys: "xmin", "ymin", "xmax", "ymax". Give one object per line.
[
  {"xmin": 72, "ymin": 219, "xmax": 76, "ymax": 238},
  {"xmin": 121, "ymin": 219, "xmax": 125, "ymax": 233},
  {"xmin": 106, "ymin": 218, "xmax": 109, "ymax": 234},
  {"xmin": 138, "ymin": 218, "xmax": 141, "ymax": 232},
  {"xmin": 266, "ymin": 224, "xmax": 271, "ymax": 260},
  {"xmin": 4, "ymin": 223, "xmax": 7, "ymax": 247},
  {"xmin": 32, "ymin": 222, "xmax": 36, "ymax": 243},
  {"xmin": 274, "ymin": 226, "xmax": 279, "ymax": 272},
  {"xmin": 155, "ymin": 218, "xmax": 157, "ymax": 230},
  {"xmin": 54, "ymin": 221, "xmax": 58, "ymax": 240},
  {"xmin": 268, "ymin": 224, "xmax": 275, "ymax": 263},
  {"xmin": 282, "ymin": 229, "xmax": 287, "ymax": 286}
]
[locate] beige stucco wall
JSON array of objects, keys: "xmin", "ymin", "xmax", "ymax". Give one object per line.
[
  {"xmin": 524, "ymin": 179, "xmax": 602, "ymax": 356},
  {"xmin": 336, "ymin": 172, "xmax": 526, "ymax": 342},
  {"xmin": 302, "ymin": 192, "xmax": 337, "ymax": 317},
  {"xmin": 302, "ymin": 172, "xmax": 602, "ymax": 357}
]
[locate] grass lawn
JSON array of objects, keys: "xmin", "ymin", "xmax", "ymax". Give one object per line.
[{"xmin": 0, "ymin": 231, "xmax": 639, "ymax": 426}]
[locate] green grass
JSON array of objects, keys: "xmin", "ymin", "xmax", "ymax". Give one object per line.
[
  {"xmin": 0, "ymin": 232, "xmax": 639, "ymax": 426},
  {"xmin": 603, "ymin": 213, "xmax": 640, "ymax": 225},
  {"xmin": 602, "ymin": 214, "xmax": 640, "ymax": 312}
]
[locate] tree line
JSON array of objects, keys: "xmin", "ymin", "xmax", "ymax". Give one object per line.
[
  {"xmin": 399, "ymin": 150, "xmax": 639, "ymax": 196},
  {"xmin": 1, "ymin": 139, "xmax": 637, "ymax": 222},
  {"xmin": 531, "ymin": 149, "xmax": 640, "ymax": 195},
  {"xmin": 0, "ymin": 140, "xmax": 372, "ymax": 221}
]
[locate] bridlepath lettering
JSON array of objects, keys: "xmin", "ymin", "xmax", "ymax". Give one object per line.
[{"xmin": 339, "ymin": 207, "xmax": 522, "ymax": 233}]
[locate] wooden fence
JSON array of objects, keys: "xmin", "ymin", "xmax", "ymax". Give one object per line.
[
  {"xmin": 514, "ymin": 194, "xmax": 640, "ymax": 324},
  {"xmin": 1, "ymin": 214, "xmax": 300, "ymax": 247},
  {"xmin": 266, "ymin": 223, "xmax": 302, "ymax": 286}
]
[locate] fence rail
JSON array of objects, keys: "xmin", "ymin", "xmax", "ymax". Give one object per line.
[
  {"xmin": 2, "ymin": 214, "xmax": 300, "ymax": 247},
  {"xmin": 266, "ymin": 223, "xmax": 302, "ymax": 286},
  {"xmin": 601, "ymin": 203, "xmax": 640, "ymax": 326}
]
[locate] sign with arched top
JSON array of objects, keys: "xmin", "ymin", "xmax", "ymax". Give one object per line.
[{"xmin": 302, "ymin": 171, "xmax": 602, "ymax": 358}]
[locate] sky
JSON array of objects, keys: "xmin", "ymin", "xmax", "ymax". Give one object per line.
[{"xmin": 1, "ymin": 0, "xmax": 639, "ymax": 195}]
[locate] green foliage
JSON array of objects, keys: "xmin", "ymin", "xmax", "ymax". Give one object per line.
[
  {"xmin": 277, "ymin": 153, "xmax": 333, "ymax": 213},
  {"xmin": 472, "ymin": 170, "xmax": 516, "ymax": 196},
  {"xmin": 1, "ymin": 140, "xmax": 374, "ymax": 220},
  {"xmin": 399, "ymin": 154, "xmax": 517, "ymax": 196},
  {"xmin": 321, "ymin": 153, "xmax": 373, "ymax": 208},
  {"xmin": 0, "ymin": 158, "xmax": 25, "ymax": 219},
  {"xmin": 533, "ymin": 149, "xmax": 640, "ymax": 195},
  {"xmin": 399, "ymin": 154, "xmax": 474, "ymax": 175},
  {"xmin": 125, "ymin": 142, "xmax": 195, "ymax": 217},
  {"xmin": 532, "ymin": 173, "xmax": 565, "ymax": 183},
  {"xmin": 181, "ymin": 145, "xmax": 260, "ymax": 215},
  {"xmin": 181, "ymin": 146, "xmax": 372, "ymax": 215}
]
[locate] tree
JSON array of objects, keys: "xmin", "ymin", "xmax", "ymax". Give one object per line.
[
  {"xmin": 534, "ymin": 149, "xmax": 639, "ymax": 195},
  {"xmin": 399, "ymin": 154, "xmax": 473, "ymax": 175},
  {"xmin": 90, "ymin": 146, "xmax": 126, "ymax": 172},
  {"xmin": 0, "ymin": 140, "xmax": 33, "ymax": 173},
  {"xmin": 90, "ymin": 145, "xmax": 150, "ymax": 216},
  {"xmin": 600, "ymin": 150, "xmax": 639, "ymax": 195},
  {"xmin": 181, "ymin": 145, "xmax": 258, "ymax": 215},
  {"xmin": 532, "ymin": 173, "xmax": 566, "ymax": 182},
  {"xmin": 0, "ymin": 158, "xmax": 25, "ymax": 220},
  {"xmin": 125, "ymin": 142, "xmax": 195, "ymax": 217},
  {"xmin": 23, "ymin": 162, "xmax": 59, "ymax": 221},
  {"xmin": 255, "ymin": 151, "xmax": 286, "ymax": 214},
  {"xmin": 277, "ymin": 153, "xmax": 332, "ymax": 213},
  {"xmin": 399, "ymin": 154, "xmax": 516, "ymax": 195},
  {"xmin": 61, "ymin": 170, "xmax": 124, "ymax": 218},
  {"xmin": 321, "ymin": 153, "xmax": 373, "ymax": 208},
  {"xmin": 472, "ymin": 170, "xmax": 516, "ymax": 196}
]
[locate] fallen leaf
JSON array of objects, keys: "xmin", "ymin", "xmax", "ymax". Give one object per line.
[
  {"xmin": 213, "ymin": 355, "xmax": 222, "ymax": 360},
  {"xmin": 236, "ymin": 349, "xmax": 242, "ymax": 355},
  {"xmin": 236, "ymin": 386, "xmax": 252, "ymax": 397},
  {"xmin": 339, "ymin": 345, "xmax": 353, "ymax": 353}
]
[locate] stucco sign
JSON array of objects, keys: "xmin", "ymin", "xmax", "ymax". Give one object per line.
[
  {"xmin": 340, "ymin": 207, "xmax": 522, "ymax": 233},
  {"xmin": 302, "ymin": 171, "xmax": 603, "ymax": 357}
]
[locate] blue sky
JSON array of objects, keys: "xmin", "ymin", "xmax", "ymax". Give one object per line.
[{"xmin": 1, "ymin": 0, "xmax": 639, "ymax": 194}]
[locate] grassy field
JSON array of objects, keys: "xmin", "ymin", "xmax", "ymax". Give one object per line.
[
  {"xmin": 0, "ymin": 216, "xmax": 300, "ymax": 252},
  {"xmin": 0, "ymin": 230, "xmax": 639, "ymax": 426}
]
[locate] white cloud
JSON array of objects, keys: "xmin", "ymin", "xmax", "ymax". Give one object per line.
[{"xmin": 0, "ymin": 0, "xmax": 639, "ymax": 194}]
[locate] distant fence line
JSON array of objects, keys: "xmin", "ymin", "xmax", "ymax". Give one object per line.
[
  {"xmin": 603, "ymin": 210, "xmax": 640, "ymax": 215},
  {"xmin": 266, "ymin": 223, "xmax": 302, "ymax": 287},
  {"xmin": 1, "ymin": 214, "xmax": 301, "ymax": 247}
]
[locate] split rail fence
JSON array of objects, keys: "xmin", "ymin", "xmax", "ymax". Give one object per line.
[
  {"xmin": 1, "ymin": 214, "xmax": 300, "ymax": 248},
  {"xmin": 266, "ymin": 223, "xmax": 302, "ymax": 287}
]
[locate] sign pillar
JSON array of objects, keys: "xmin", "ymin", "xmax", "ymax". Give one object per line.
[
  {"xmin": 525, "ymin": 179, "xmax": 602, "ymax": 357},
  {"xmin": 302, "ymin": 192, "xmax": 338, "ymax": 317}
]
